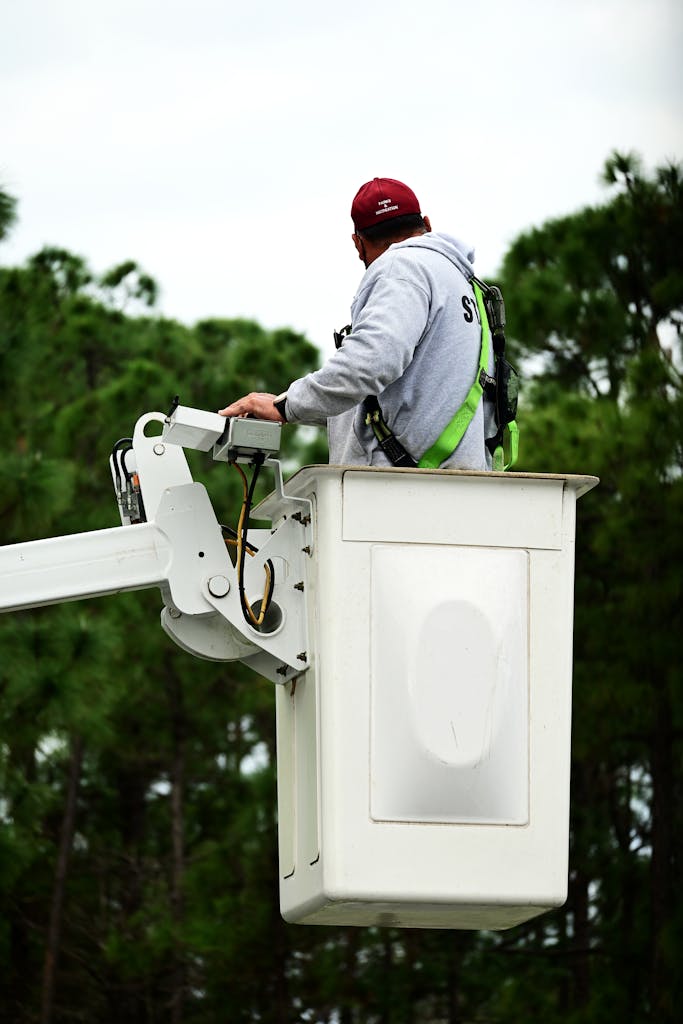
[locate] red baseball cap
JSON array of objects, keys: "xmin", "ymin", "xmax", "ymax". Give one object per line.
[{"xmin": 351, "ymin": 177, "xmax": 421, "ymax": 232}]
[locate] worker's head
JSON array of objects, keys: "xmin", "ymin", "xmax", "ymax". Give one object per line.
[{"xmin": 351, "ymin": 177, "xmax": 431, "ymax": 267}]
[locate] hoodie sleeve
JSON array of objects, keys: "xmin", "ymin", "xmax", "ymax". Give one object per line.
[{"xmin": 285, "ymin": 258, "xmax": 431, "ymax": 425}]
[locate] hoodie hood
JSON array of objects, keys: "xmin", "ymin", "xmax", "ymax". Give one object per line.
[{"xmin": 393, "ymin": 231, "xmax": 475, "ymax": 279}]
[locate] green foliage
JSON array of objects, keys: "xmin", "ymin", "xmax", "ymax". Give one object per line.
[
  {"xmin": 502, "ymin": 151, "xmax": 683, "ymax": 401},
  {"xmin": 0, "ymin": 187, "xmax": 17, "ymax": 241},
  {"xmin": 0, "ymin": 222, "xmax": 326, "ymax": 1022},
  {"xmin": 497, "ymin": 151, "xmax": 683, "ymax": 1023}
]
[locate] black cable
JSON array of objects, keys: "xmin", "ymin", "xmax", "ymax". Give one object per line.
[
  {"xmin": 236, "ymin": 461, "xmax": 260, "ymax": 622},
  {"xmin": 120, "ymin": 445, "xmax": 135, "ymax": 484},
  {"xmin": 246, "ymin": 456, "xmax": 275, "ymax": 619},
  {"xmin": 220, "ymin": 524, "xmax": 258, "ymax": 555},
  {"xmin": 110, "ymin": 438, "xmax": 133, "ymax": 492},
  {"xmin": 236, "ymin": 455, "xmax": 275, "ymax": 628},
  {"xmin": 110, "ymin": 437, "xmax": 146, "ymax": 523}
]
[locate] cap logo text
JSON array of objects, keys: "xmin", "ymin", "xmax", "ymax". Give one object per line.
[{"xmin": 376, "ymin": 198, "xmax": 399, "ymax": 216}]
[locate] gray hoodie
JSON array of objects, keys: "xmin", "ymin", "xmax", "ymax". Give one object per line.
[{"xmin": 286, "ymin": 232, "xmax": 495, "ymax": 469}]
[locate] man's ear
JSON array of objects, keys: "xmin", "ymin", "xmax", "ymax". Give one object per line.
[
  {"xmin": 352, "ymin": 233, "xmax": 367, "ymax": 264},
  {"xmin": 423, "ymin": 215, "xmax": 432, "ymax": 232}
]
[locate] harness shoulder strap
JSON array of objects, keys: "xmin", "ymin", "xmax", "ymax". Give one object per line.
[{"xmin": 418, "ymin": 280, "xmax": 490, "ymax": 469}]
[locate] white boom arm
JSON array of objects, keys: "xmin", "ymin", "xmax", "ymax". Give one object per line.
[{"xmin": 0, "ymin": 407, "xmax": 313, "ymax": 684}]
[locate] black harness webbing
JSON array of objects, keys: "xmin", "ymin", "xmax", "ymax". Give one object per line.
[{"xmin": 362, "ymin": 395, "xmax": 417, "ymax": 468}]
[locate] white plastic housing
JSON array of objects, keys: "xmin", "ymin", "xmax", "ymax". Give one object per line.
[
  {"xmin": 162, "ymin": 405, "xmax": 227, "ymax": 451},
  {"xmin": 265, "ymin": 466, "xmax": 597, "ymax": 930}
]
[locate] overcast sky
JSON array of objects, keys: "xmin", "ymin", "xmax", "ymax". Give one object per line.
[{"xmin": 2, "ymin": 0, "xmax": 681, "ymax": 365}]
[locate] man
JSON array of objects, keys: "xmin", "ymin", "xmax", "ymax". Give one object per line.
[{"xmin": 219, "ymin": 177, "xmax": 494, "ymax": 469}]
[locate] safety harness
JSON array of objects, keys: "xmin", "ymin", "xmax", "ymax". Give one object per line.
[{"xmin": 359, "ymin": 276, "xmax": 519, "ymax": 471}]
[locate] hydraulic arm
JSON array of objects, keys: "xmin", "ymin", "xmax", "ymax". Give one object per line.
[{"xmin": 0, "ymin": 407, "xmax": 313, "ymax": 684}]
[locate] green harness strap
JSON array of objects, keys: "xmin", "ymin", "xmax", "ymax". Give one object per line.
[
  {"xmin": 418, "ymin": 280, "xmax": 491, "ymax": 470},
  {"xmin": 500, "ymin": 415, "xmax": 519, "ymax": 471}
]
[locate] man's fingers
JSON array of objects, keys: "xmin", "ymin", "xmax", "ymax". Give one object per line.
[{"xmin": 218, "ymin": 393, "xmax": 282, "ymax": 421}]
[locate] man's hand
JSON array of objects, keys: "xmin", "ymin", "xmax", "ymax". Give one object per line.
[{"xmin": 218, "ymin": 392, "xmax": 284, "ymax": 422}]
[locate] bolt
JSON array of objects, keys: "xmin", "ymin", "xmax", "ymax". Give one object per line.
[
  {"xmin": 168, "ymin": 606, "xmax": 181, "ymax": 619},
  {"xmin": 297, "ymin": 652, "xmax": 308, "ymax": 662},
  {"xmin": 301, "ymin": 545, "xmax": 311, "ymax": 555},
  {"xmin": 153, "ymin": 443, "xmax": 166, "ymax": 456},
  {"xmin": 208, "ymin": 575, "xmax": 230, "ymax": 598},
  {"xmin": 292, "ymin": 512, "xmax": 311, "ymax": 526},
  {"xmin": 294, "ymin": 581, "xmax": 304, "ymax": 591}
]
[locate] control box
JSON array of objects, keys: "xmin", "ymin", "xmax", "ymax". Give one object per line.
[
  {"xmin": 162, "ymin": 406, "xmax": 281, "ymax": 463},
  {"xmin": 213, "ymin": 418, "xmax": 282, "ymax": 462}
]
